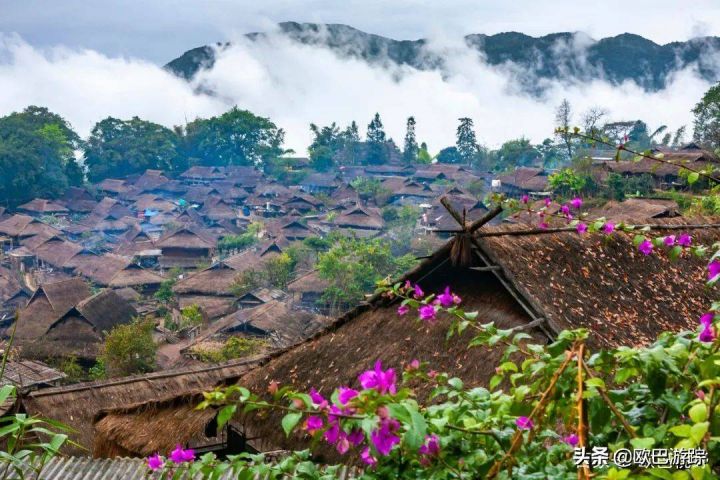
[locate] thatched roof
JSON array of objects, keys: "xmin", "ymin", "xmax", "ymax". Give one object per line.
[
  {"xmin": 287, "ymin": 270, "xmax": 329, "ymax": 294},
  {"xmin": 233, "ymin": 217, "xmax": 720, "ymax": 452},
  {"xmin": 16, "ymin": 278, "xmax": 91, "ymax": 341},
  {"xmin": 97, "ymin": 179, "xmax": 129, "ymax": 194},
  {"xmin": 589, "ymin": 198, "xmax": 680, "ymax": 223},
  {"xmin": 330, "ymin": 206, "xmax": 384, "ymax": 230},
  {"xmin": 157, "ymin": 227, "xmax": 216, "ymax": 250},
  {"xmin": 132, "ymin": 170, "xmax": 169, "ymax": 192},
  {"xmin": 0, "ymin": 215, "xmax": 34, "ymax": 237},
  {"xmin": 17, "ymin": 198, "xmax": 68, "ymax": 215},
  {"xmin": 497, "ymin": 167, "xmax": 549, "ymax": 192},
  {"xmin": 73, "ymin": 289, "xmax": 137, "ymax": 333},
  {"xmin": 30, "ymin": 237, "xmax": 83, "ymax": 268},
  {"xmin": 178, "ymin": 295, "xmax": 236, "ymax": 320},
  {"xmin": 173, "ymin": 262, "xmax": 238, "ymax": 296},
  {"xmin": 23, "ymin": 358, "xmax": 262, "ymax": 454},
  {"xmin": 0, "ymin": 359, "xmax": 65, "ymax": 393}
]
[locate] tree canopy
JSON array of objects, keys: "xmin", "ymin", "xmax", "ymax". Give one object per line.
[
  {"xmin": 693, "ymin": 82, "xmax": 720, "ymax": 150},
  {"xmin": 0, "ymin": 106, "xmax": 83, "ymax": 207}
]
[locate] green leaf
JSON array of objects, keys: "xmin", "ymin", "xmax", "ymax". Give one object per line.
[
  {"xmin": 669, "ymin": 425, "xmax": 691, "ymax": 438},
  {"xmin": 647, "ymin": 469, "xmax": 674, "ymax": 480},
  {"xmin": 448, "ymin": 377, "xmax": 464, "ymax": 390},
  {"xmin": 217, "ymin": 405, "xmax": 237, "ymax": 429},
  {"xmin": 585, "ymin": 378, "xmax": 605, "ymax": 389},
  {"xmin": 690, "ymin": 422, "xmax": 709, "ymax": 445},
  {"xmin": 688, "ymin": 172, "xmax": 700, "ymax": 184},
  {"xmin": 281, "ymin": 412, "xmax": 302, "ymax": 437},
  {"xmin": 629, "ymin": 437, "xmax": 655, "ymax": 449},
  {"xmin": 669, "ymin": 245, "xmax": 683, "ymax": 261},
  {"xmin": 689, "ymin": 404, "xmax": 708, "ymax": 423},
  {"xmin": 633, "ymin": 234, "xmax": 646, "ymax": 246}
]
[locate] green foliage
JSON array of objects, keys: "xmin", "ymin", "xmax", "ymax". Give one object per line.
[
  {"xmin": 84, "ymin": 116, "xmax": 181, "ymax": 182},
  {"xmin": 548, "ymin": 168, "xmax": 587, "ymax": 196},
  {"xmin": 0, "ymin": 106, "xmax": 83, "ymax": 207},
  {"xmin": 402, "ymin": 116, "xmax": 418, "ymax": 163},
  {"xmin": 302, "ymin": 236, "xmax": 332, "ymax": 252},
  {"xmin": 436, "ymin": 146, "xmax": 462, "ymax": 164},
  {"xmin": 606, "ymin": 173, "xmax": 655, "ymax": 201},
  {"xmin": 456, "ymin": 117, "xmax": 478, "ymax": 164},
  {"xmin": 191, "ymin": 336, "xmax": 266, "ymax": 363},
  {"xmin": 317, "ymin": 237, "xmax": 417, "ymax": 309},
  {"xmin": 88, "ymin": 359, "xmax": 106, "ymax": 381},
  {"xmin": 416, "ymin": 142, "xmax": 432, "ymax": 164},
  {"xmin": 693, "ymin": 82, "xmax": 720, "ymax": 149},
  {"xmin": 218, "ymin": 222, "xmax": 262, "ymax": 253},
  {"xmin": 154, "ymin": 279, "xmax": 176, "ymax": 305},
  {"xmin": 365, "ymin": 113, "xmax": 388, "ymax": 165},
  {"xmin": 230, "ymin": 269, "xmax": 264, "ymax": 297},
  {"xmin": 100, "ymin": 317, "xmax": 156, "ymax": 378},
  {"xmin": 490, "ymin": 137, "xmax": 541, "ymax": 171},
  {"xmin": 58, "ymin": 356, "xmax": 84, "ymax": 383},
  {"xmin": 180, "ymin": 304, "xmax": 204, "ymax": 328},
  {"xmin": 181, "ymin": 107, "xmax": 285, "ymax": 167},
  {"xmin": 263, "ymin": 252, "xmax": 296, "ymax": 289}
]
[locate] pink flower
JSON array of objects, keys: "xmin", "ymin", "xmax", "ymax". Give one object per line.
[
  {"xmin": 708, "ymin": 261, "xmax": 720, "ymax": 280},
  {"xmin": 147, "ymin": 454, "xmax": 164, "ymax": 471},
  {"xmin": 336, "ymin": 435, "xmax": 350, "ymax": 454},
  {"xmin": 419, "ymin": 304, "xmax": 437, "ymax": 323},
  {"xmin": 338, "ymin": 386, "xmax": 359, "ymax": 405},
  {"xmin": 309, "ymin": 388, "xmax": 327, "ymax": 408},
  {"xmin": 664, "ymin": 235, "xmax": 676, "ymax": 246},
  {"xmin": 324, "ymin": 423, "xmax": 340, "ymax": 444},
  {"xmin": 306, "ymin": 416, "xmax": 324, "ymax": 433},
  {"xmin": 419, "ymin": 434, "xmax": 441, "ymax": 457},
  {"xmin": 358, "ymin": 361, "xmax": 397, "ymax": 395},
  {"xmin": 521, "ymin": 195, "xmax": 529, "ymax": 204},
  {"xmin": 576, "ymin": 223, "xmax": 588, "ymax": 234},
  {"xmin": 348, "ymin": 429, "xmax": 364, "ymax": 446},
  {"xmin": 602, "ymin": 222, "xmax": 615, "ymax": 234},
  {"xmin": 406, "ymin": 359, "xmax": 420, "ymax": 371},
  {"xmin": 397, "ymin": 305, "xmax": 410, "ymax": 316},
  {"xmin": 571, "ymin": 197, "xmax": 583, "ymax": 209},
  {"xmin": 696, "ymin": 390, "xmax": 706, "ymax": 401},
  {"xmin": 371, "ymin": 418, "xmax": 401, "ymax": 456},
  {"xmin": 538, "ymin": 222, "xmax": 549, "ymax": 230},
  {"xmin": 516, "ymin": 416, "xmax": 534, "ymax": 430},
  {"xmin": 678, "ymin": 233, "xmax": 692, "ymax": 247},
  {"xmin": 360, "ymin": 447, "xmax": 378, "ymax": 467},
  {"xmin": 169, "ymin": 444, "xmax": 194, "ymax": 463},
  {"xmin": 560, "ymin": 205, "xmax": 570, "ymax": 215},
  {"xmin": 638, "ymin": 240, "xmax": 653, "ymax": 256},
  {"xmin": 436, "ymin": 286, "xmax": 461, "ymax": 308},
  {"xmin": 563, "ymin": 434, "xmax": 579, "ymax": 447},
  {"xmin": 413, "ymin": 284, "xmax": 424, "ymax": 299},
  {"xmin": 701, "ymin": 312, "xmax": 715, "ymax": 327},
  {"xmin": 700, "ymin": 325, "xmax": 716, "ymax": 343},
  {"xmin": 544, "ymin": 198, "xmax": 552, "ymax": 207}
]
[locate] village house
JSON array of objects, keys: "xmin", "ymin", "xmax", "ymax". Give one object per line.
[
  {"xmin": 16, "ymin": 198, "xmax": 69, "ymax": 217},
  {"xmin": 156, "ymin": 226, "xmax": 217, "ymax": 269},
  {"xmin": 495, "ymin": 167, "xmax": 550, "ymax": 197}
]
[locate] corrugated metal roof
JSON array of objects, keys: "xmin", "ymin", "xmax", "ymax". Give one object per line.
[{"xmin": 2, "ymin": 456, "xmax": 362, "ymax": 479}]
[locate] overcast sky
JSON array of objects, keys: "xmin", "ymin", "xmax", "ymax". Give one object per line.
[{"xmin": 2, "ymin": 0, "xmax": 720, "ymax": 63}]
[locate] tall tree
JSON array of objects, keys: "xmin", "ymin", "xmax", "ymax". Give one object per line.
[
  {"xmin": 84, "ymin": 116, "xmax": 181, "ymax": 182},
  {"xmin": 402, "ymin": 116, "xmax": 418, "ymax": 164},
  {"xmin": 554, "ymin": 99, "xmax": 574, "ymax": 159},
  {"xmin": 0, "ymin": 106, "xmax": 83, "ymax": 207},
  {"xmin": 692, "ymin": 82, "xmax": 720, "ymax": 149},
  {"xmin": 456, "ymin": 117, "xmax": 478, "ymax": 164},
  {"xmin": 182, "ymin": 107, "xmax": 285, "ymax": 167},
  {"xmin": 365, "ymin": 113, "xmax": 388, "ymax": 165}
]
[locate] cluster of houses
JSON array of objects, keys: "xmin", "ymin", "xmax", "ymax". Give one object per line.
[{"xmin": 1, "ymin": 142, "xmax": 719, "ymax": 470}]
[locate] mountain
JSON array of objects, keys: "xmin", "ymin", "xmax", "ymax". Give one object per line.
[{"xmin": 165, "ymin": 22, "xmax": 720, "ymax": 93}]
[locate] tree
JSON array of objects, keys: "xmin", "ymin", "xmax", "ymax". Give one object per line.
[
  {"xmin": 182, "ymin": 107, "xmax": 285, "ymax": 167},
  {"xmin": 554, "ymin": 99, "xmax": 574, "ymax": 159},
  {"xmin": 84, "ymin": 116, "xmax": 181, "ymax": 182},
  {"xmin": 490, "ymin": 138, "xmax": 541, "ymax": 171},
  {"xmin": 402, "ymin": 117, "xmax": 418, "ymax": 164},
  {"xmin": 365, "ymin": 113, "xmax": 388, "ymax": 165},
  {"xmin": 417, "ymin": 142, "xmax": 432, "ymax": 164},
  {"xmin": 308, "ymin": 123, "xmax": 344, "ymax": 171},
  {"xmin": 100, "ymin": 318, "xmax": 156, "ymax": 377},
  {"xmin": 455, "ymin": 117, "xmax": 478, "ymax": 164},
  {"xmin": 693, "ymin": 82, "xmax": 720, "ymax": 150},
  {"xmin": 263, "ymin": 252, "xmax": 295, "ymax": 289},
  {"xmin": 0, "ymin": 106, "xmax": 83, "ymax": 207},
  {"xmin": 436, "ymin": 146, "xmax": 462, "ymax": 164}
]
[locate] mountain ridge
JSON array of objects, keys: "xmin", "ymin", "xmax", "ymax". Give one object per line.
[{"xmin": 165, "ymin": 22, "xmax": 720, "ymax": 92}]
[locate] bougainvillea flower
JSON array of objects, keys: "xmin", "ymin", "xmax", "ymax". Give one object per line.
[
  {"xmin": 563, "ymin": 434, "xmax": 579, "ymax": 447},
  {"xmin": 571, "ymin": 197, "xmax": 583, "ymax": 209},
  {"xmin": 678, "ymin": 233, "xmax": 692, "ymax": 247},
  {"xmin": 336, "ymin": 435, "xmax": 350, "ymax": 455},
  {"xmin": 638, "ymin": 240, "xmax": 653, "ymax": 256},
  {"xmin": 696, "ymin": 390, "xmax": 706, "ymax": 400},
  {"xmin": 700, "ymin": 325, "xmax": 716, "ymax": 343},
  {"xmin": 413, "ymin": 284, "xmax": 424, "ymax": 299},
  {"xmin": 576, "ymin": 223, "xmax": 588, "ymax": 234},
  {"xmin": 147, "ymin": 454, "xmax": 164, "ymax": 471},
  {"xmin": 360, "ymin": 447, "xmax": 378, "ymax": 466},
  {"xmin": 309, "ymin": 388, "xmax": 327, "ymax": 407},
  {"xmin": 436, "ymin": 286, "xmax": 461, "ymax": 308},
  {"xmin": 602, "ymin": 222, "xmax": 615, "ymax": 234},
  {"xmin": 544, "ymin": 197, "xmax": 552, "ymax": 207},
  {"xmin": 407, "ymin": 359, "xmax": 420, "ymax": 371},
  {"xmin": 347, "ymin": 429, "xmax": 364, "ymax": 446},
  {"xmin": 708, "ymin": 261, "xmax": 720, "ymax": 280},
  {"xmin": 701, "ymin": 312, "xmax": 715, "ymax": 326},
  {"xmin": 324, "ymin": 423, "xmax": 340, "ymax": 444},
  {"xmin": 169, "ymin": 445, "xmax": 194, "ymax": 463},
  {"xmin": 419, "ymin": 304, "xmax": 437, "ymax": 322},
  {"xmin": 516, "ymin": 416, "xmax": 534, "ymax": 430},
  {"xmin": 521, "ymin": 194, "xmax": 529, "ymax": 204},
  {"xmin": 560, "ymin": 205, "xmax": 570, "ymax": 215},
  {"xmin": 371, "ymin": 419, "xmax": 401, "ymax": 456},
  {"xmin": 338, "ymin": 386, "xmax": 359, "ymax": 405},
  {"xmin": 419, "ymin": 434, "xmax": 441, "ymax": 457},
  {"xmin": 306, "ymin": 415, "xmax": 324, "ymax": 433},
  {"xmin": 358, "ymin": 361, "xmax": 397, "ymax": 394},
  {"xmin": 664, "ymin": 235, "xmax": 676, "ymax": 246},
  {"xmin": 538, "ymin": 222, "xmax": 549, "ymax": 230},
  {"xmin": 397, "ymin": 305, "xmax": 410, "ymax": 316}
]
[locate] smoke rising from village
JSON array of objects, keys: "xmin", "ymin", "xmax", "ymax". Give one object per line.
[{"xmin": 0, "ymin": 30, "xmax": 717, "ymax": 153}]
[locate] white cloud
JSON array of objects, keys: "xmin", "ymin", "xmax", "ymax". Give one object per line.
[{"xmin": 0, "ymin": 32, "xmax": 715, "ymax": 156}]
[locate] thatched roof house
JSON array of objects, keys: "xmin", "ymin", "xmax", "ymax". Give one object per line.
[
  {"xmin": 329, "ymin": 205, "xmax": 385, "ymax": 231},
  {"xmin": 496, "ymin": 167, "xmax": 549, "ymax": 196},
  {"xmin": 17, "ymin": 198, "xmax": 69, "ymax": 216},
  {"xmin": 156, "ymin": 227, "xmax": 216, "ymax": 269},
  {"xmin": 589, "ymin": 198, "xmax": 681, "ymax": 223},
  {"xmin": 1, "ymin": 359, "xmax": 65, "ymax": 394},
  {"xmin": 22, "ymin": 358, "xmax": 262, "ymax": 455},
  {"xmin": 173, "ymin": 262, "xmax": 240, "ymax": 319}
]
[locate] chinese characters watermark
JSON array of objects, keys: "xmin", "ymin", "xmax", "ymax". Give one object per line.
[{"xmin": 573, "ymin": 447, "xmax": 708, "ymax": 469}]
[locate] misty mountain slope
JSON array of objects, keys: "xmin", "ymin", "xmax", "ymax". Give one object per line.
[{"xmin": 165, "ymin": 22, "xmax": 720, "ymax": 92}]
